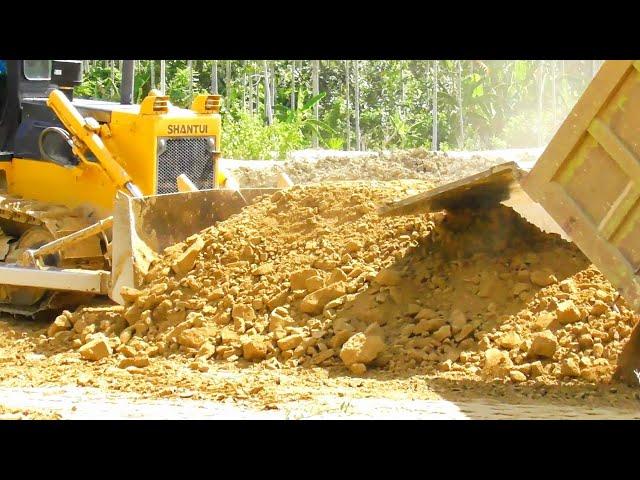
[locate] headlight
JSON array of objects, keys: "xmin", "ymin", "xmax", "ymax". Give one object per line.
[
  {"xmin": 207, "ymin": 137, "xmax": 216, "ymax": 153},
  {"xmin": 157, "ymin": 138, "xmax": 167, "ymax": 156}
]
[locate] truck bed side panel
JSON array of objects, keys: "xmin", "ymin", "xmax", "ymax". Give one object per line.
[{"xmin": 523, "ymin": 60, "xmax": 640, "ymax": 309}]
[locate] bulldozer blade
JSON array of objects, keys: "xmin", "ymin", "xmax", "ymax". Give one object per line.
[
  {"xmin": 378, "ymin": 161, "xmax": 569, "ymax": 240},
  {"xmin": 111, "ymin": 188, "xmax": 279, "ymax": 304},
  {"xmin": 613, "ymin": 318, "xmax": 640, "ymax": 387}
]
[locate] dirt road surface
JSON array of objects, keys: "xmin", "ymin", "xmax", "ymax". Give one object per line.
[{"xmin": 2, "ymin": 385, "xmax": 639, "ymax": 419}]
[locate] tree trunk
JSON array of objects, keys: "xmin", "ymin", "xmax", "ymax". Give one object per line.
[
  {"xmin": 354, "ymin": 60, "xmax": 361, "ymax": 151},
  {"xmin": 457, "ymin": 60, "xmax": 464, "ymax": 148},
  {"xmin": 552, "ymin": 60, "xmax": 557, "ymax": 127},
  {"xmin": 187, "ymin": 60, "xmax": 193, "ymax": 99},
  {"xmin": 290, "ymin": 61, "xmax": 296, "ymax": 109},
  {"xmin": 160, "ymin": 60, "xmax": 166, "ymax": 94},
  {"xmin": 242, "ymin": 61, "xmax": 248, "ymax": 113},
  {"xmin": 400, "ymin": 61, "xmax": 405, "ymax": 119},
  {"xmin": 538, "ymin": 61, "xmax": 545, "ymax": 147},
  {"xmin": 559, "ymin": 60, "xmax": 566, "ymax": 111},
  {"xmin": 225, "ymin": 60, "xmax": 232, "ymax": 98},
  {"xmin": 150, "ymin": 60, "xmax": 155, "ymax": 89},
  {"xmin": 248, "ymin": 62, "xmax": 255, "ymax": 116},
  {"xmin": 270, "ymin": 61, "xmax": 276, "ymax": 111},
  {"xmin": 263, "ymin": 61, "xmax": 273, "ymax": 125},
  {"xmin": 432, "ymin": 60, "xmax": 439, "ymax": 151},
  {"xmin": 250, "ymin": 63, "xmax": 256, "ymax": 116},
  {"xmin": 110, "ymin": 60, "xmax": 115, "ymax": 97},
  {"xmin": 312, "ymin": 60, "xmax": 320, "ymax": 148},
  {"xmin": 345, "ymin": 60, "xmax": 351, "ymax": 151},
  {"xmin": 211, "ymin": 60, "xmax": 219, "ymax": 94}
]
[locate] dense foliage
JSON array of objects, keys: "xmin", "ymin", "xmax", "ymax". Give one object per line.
[{"xmin": 77, "ymin": 60, "xmax": 603, "ymax": 159}]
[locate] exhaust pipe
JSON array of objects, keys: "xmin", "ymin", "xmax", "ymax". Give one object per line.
[{"xmin": 120, "ymin": 60, "xmax": 135, "ymax": 105}]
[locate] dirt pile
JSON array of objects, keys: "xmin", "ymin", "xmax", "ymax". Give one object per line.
[
  {"xmin": 230, "ymin": 149, "xmax": 507, "ymax": 188},
  {"xmin": 465, "ymin": 266, "xmax": 637, "ymax": 383},
  {"xmin": 46, "ymin": 181, "xmax": 434, "ymax": 372},
  {"xmin": 42, "ymin": 181, "xmax": 638, "ymax": 387},
  {"xmin": 375, "ymin": 206, "xmax": 636, "ymax": 384}
]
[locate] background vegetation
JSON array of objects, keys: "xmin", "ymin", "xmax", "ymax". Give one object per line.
[{"xmin": 77, "ymin": 60, "xmax": 604, "ymax": 159}]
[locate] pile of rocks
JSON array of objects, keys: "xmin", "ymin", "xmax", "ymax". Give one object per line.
[
  {"xmin": 46, "ymin": 182, "xmax": 434, "ymax": 374},
  {"xmin": 44, "ymin": 181, "xmax": 637, "ymax": 386},
  {"xmin": 229, "ymin": 148, "xmax": 508, "ymax": 188}
]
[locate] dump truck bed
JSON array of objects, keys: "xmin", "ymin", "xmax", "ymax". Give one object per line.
[
  {"xmin": 377, "ymin": 62, "xmax": 640, "ymax": 384},
  {"xmin": 380, "ymin": 61, "xmax": 640, "ymax": 312},
  {"xmin": 379, "ymin": 160, "xmax": 569, "ymax": 240},
  {"xmin": 522, "ymin": 60, "xmax": 640, "ymax": 311}
]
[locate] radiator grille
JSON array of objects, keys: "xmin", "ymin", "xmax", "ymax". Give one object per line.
[{"xmin": 157, "ymin": 137, "xmax": 214, "ymax": 194}]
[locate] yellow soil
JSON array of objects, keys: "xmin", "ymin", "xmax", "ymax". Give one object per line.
[{"xmin": 0, "ymin": 180, "xmax": 639, "ymax": 413}]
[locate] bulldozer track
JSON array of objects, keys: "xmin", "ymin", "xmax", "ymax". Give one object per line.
[
  {"xmin": 0, "ymin": 195, "xmax": 99, "ymax": 241},
  {"xmin": 0, "ymin": 194, "xmax": 106, "ymax": 315}
]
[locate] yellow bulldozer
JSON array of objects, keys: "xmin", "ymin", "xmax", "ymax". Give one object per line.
[{"xmin": 0, "ymin": 60, "xmax": 273, "ymax": 317}]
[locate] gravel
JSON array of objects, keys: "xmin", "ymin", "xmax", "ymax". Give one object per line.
[{"xmin": 226, "ymin": 148, "xmax": 541, "ymax": 188}]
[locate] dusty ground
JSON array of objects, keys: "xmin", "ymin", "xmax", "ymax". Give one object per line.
[
  {"xmin": 1, "ymin": 313, "xmax": 640, "ymax": 419},
  {"xmin": 1, "ymin": 186, "xmax": 640, "ymax": 418},
  {"xmin": 1, "ymin": 149, "xmax": 639, "ymax": 419},
  {"xmin": 227, "ymin": 148, "xmax": 517, "ymax": 188},
  {"xmin": 0, "ymin": 400, "xmax": 60, "ymax": 420},
  {"xmin": 2, "ymin": 385, "xmax": 639, "ymax": 419}
]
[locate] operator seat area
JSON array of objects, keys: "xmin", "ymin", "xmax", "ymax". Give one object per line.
[
  {"xmin": 0, "ymin": 59, "xmax": 6, "ymax": 113},
  {"xmin": 0, "ymin": 59, "xmax": 9, "ymax": 159}
]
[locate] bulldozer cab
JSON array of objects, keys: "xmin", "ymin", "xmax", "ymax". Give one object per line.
[
  {"xmin": 0, "ymin": 60, "xmax": 5, "ymax": 122},
  {"xmin": 0, "ymin": 60, "xmax": 53, "ymax": 154}
]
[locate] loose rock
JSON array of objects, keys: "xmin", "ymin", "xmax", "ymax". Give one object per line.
[
  {"xmin": 78, "ymin": 336, "xmax": 112, "ymax": 361},
  {"xmin": 528, "ymin": 331, "xmax": 558, "ymax": 359},
  {"xmin": 340, "ymin": 333, "xmax": 385, "ymax": 366}
]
